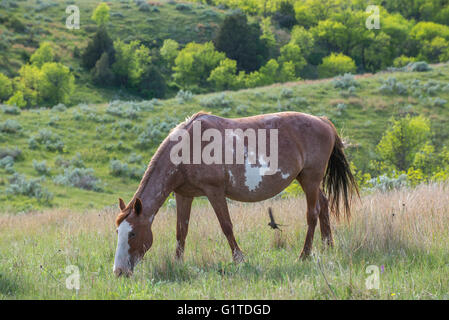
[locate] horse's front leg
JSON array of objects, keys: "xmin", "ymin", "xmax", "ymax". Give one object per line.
[
  {"xmin": 205, "ymin": 187, "xmax": 245, "ymax": 263},
  {"xmin": 175, "ymin": 193, "xmax": 193, "ymax": 261}
]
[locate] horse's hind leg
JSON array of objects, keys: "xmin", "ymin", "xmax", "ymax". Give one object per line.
[
  {"xmin": 297, "ymin": 171, "xmax": 322, "ymax": 259},
  {"xmin": 318, "ymin": 189, "xmax": 334, "ymax": 247},
  {"xmin": 175, "ymin": 193, "xmax": 193, "ymax": 261},
  {"xmin": 205, "ymin": 188, "xmax": 244, "ymax": 263}
]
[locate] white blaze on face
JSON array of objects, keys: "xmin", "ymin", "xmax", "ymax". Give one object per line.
[{"xmin": 113, "ymin": 220, "xmax": 133, "ymax": 272}]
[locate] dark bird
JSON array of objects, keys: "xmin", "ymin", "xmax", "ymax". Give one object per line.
[{"xmin": 268, "ymin": 207, "xmax": 285, "ymax": 231}]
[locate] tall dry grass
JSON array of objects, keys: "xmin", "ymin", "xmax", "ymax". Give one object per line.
[{"xmin": 0, "ymin": 183, "xmax": 448, "ymax": 299}]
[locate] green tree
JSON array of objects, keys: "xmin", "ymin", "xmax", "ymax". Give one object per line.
[
  {"xmin": 15, "ymin": 64, "xmax": 41, "ymax": 107},
  {"xmin": 290, "ymin": 25, "xmax": 315, "ymax": 57},
  {"xmin": 39, "ymin": 62, "xmax": 75, "ymax": 106},
  {"xmin": 112, "ymin": 40, "xmax": 152, "ymax": 87},
  {"xmin": 278, "ymin": 42, "xmax": 306, "ymax": 76},
  {"xmin": 272, "ymin": 0, "xmax": 296, "ymax": 29},
  {"xmin": 30, "ymin": 42, "xmax": 54, "ymax": 68},
  {"xmin": 208, "ymin": 58, "xmax": 239, "ymax": 90},
  {"xmin": 6, "ymin": 91, "xmax": 27, "ymax": 108},
  {"xmin": 137, "ymin": 65, "xmax": 166, "ymax": 99},
  {"xmin": 377, "ymin": 115, "xmax": 431, "ymax": 172},
  {"xmin": 82, "ymin": 27, "xmax": 115, "ymax": 70},
  {"xmin": 0, "ymin": 73, "xmax": 13, "ymax": 101},
  {"xmin": 92, "ymin": 3, "xmax": 110, "ymax": 26},
  {"xmin": 173, "ymin": 42, "xmax": 226, "ymax": 88},
  {"xmin": 214, "ymin": 12, "xmax": 269, "ymax": 72},
  {"xmin": 160, "ymin": 39, "xmax": 180, "ymax": 68},
  {"xmin": 91, "ymin": 52, "xmax": 114, "ymax": 85},
  {"xmin": 317, "ymin": 52, "xmax": 356, "ymax": 78}
]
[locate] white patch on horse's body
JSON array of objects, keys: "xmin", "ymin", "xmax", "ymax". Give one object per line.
[
  {"xmin": 228, "ymin": 170, "xmax": 235, "ymax": 185},
  {"xmin": 281, "ymin": 172, "xmax": 290, "ymax": 179},
  {"xmin": 113, "ymin": 220, "xmax": 132, "ymax": 272},
  {"xmin": 244, "ymin": 158, "xmax": 268, "ymax": 192}
]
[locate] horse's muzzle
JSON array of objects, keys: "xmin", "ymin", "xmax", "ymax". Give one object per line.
[{"xmin": 114, "ymin": 267, "xmax": 133, "ymax": 277}]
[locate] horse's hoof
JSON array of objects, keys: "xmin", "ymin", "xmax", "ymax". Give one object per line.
[{"xmin": 233, "ymin": 251, "xmax": 245, "ymax": 263}]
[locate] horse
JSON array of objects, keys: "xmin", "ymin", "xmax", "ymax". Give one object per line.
[{"xmin": 113, "ymin": 111, "xmax": 358, "ymax": 277}]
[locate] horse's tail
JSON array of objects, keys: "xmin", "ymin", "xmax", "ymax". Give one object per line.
[{"xmin": 322, "ymin": 119, "xmax": 359, "ymax": 221}]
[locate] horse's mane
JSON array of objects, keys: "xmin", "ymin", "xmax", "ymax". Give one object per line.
[{"xmin": 115, "ymin": 111, "xmax": 209, "ymax": 227}]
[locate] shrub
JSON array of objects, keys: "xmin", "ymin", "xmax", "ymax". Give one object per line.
[
  {"xmin": 409, "ymin": 61, "xmax": 432, "ymax": 72},
  {"xmin": 6, "ymin": 173, "xmax": 53, "ymax": 202},
  {"xmin": 110, "ymin": 159, "xmax": 145, "ymax": 180},
  {"xmin": 0, "ymin": 119, "xmax": 22, "ymax": 134},
  {"xmin": 318, "ymin": 53, "xmax": 356, "ymax": 78},
  {"xmin": 379, "ymin": 77, "xmax": 408, "ymax": 95},
  {"xmin": 176, "ymin": 90, "xmax": 194, "ymax": 104},
  {"xmin": 32, "ymin": 160, "xmax": 51, "ymax": 175},
  {"xmin": 54, "ymin": 167, "xmax": 102, "ymax": 191},
  {"xmin": 1, "ymin": 105, "xmax": 21, "ymax": 115},
  {"xmin": 51, "ymin": 103, "xmax": 67, "ymax": 112},
  {"xmin": 175, "ymin": 3, "xmax": 192, "ymax": 11},
  {"xmin": 0, "ymin": 147, "xmax": 22, "ymax": 161},
  {"xmin": 106, "ymin": 100, "xmax": 140, "ymax": 119},
  {"xmin": 29, "ymin": 129, "xmax": 64, "ymax": 152},
  {"xmin": 368, "ymin": 174, "xmax": 408, "ymax": 192},
  {"xmin": 200, "ymin": 93, "xmax": 233, "ymax": 109},
  {"xmin": 332, "ymin": 73, "xmax": 359, "ymax": 89},
  {"xmin": 0, "ymin": 155, "xmax": 14, "ymax": 170},
  {"xmin": 279, "ymin": 88, "xmax": 294, "ymax": 99}
]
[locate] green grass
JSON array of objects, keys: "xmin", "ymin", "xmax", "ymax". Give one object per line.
[
  {"xmin": 1, "ymin": 184, "xmax": 448, "ymax": 299},
  {"xmin": 1, "ymin": 63, "xmax": 449, "ymax": 213}
]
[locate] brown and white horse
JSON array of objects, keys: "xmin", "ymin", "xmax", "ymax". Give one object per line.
[{"xmin": 113, "ymin": 111, "xmax": 358, "ymax": 276}]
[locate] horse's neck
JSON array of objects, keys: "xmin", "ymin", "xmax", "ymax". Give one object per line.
[{"xmin": 134, "ymin": 143, "xmax": 178, "ymax": 217}]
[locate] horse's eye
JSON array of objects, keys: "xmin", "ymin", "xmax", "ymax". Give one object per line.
[{"xmin": 128, "ymin": 232, "xmax": 136, "ymax": 239}]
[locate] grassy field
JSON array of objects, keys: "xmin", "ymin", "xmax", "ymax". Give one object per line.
[
  {"xmin": 1, "ymin": 63, "xmax": 449, "ymax": 213},
  {"xmin": 0, "ymin": 183, "xmax": 448, "ymax": 299}
]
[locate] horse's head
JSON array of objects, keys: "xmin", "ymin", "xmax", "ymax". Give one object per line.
[{"xmin": 113, "ymin": 197, "xmax": 153, "ymax": 277}]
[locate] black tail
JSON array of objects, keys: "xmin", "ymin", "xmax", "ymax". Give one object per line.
[{"xmin": 323, "ymin": 123, "xmax": 359, "ymax": 221}]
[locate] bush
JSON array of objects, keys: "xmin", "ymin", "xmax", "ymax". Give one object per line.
[
  {"xmin": 200, "ymin": 93, "xmax": 233, "ymax": 109},
  {"xmin": 379, "ymin": 77, "xmax": 408, "ymax": 95},
  {"xmin": 6, "ymin": 173, "xmax": 53, "ymax": 202},
  {"xmin": 32, "ymin": 160, "xmax": 51, "ymax": 175},
  {"xmin": 54, "ymin": 167, "xmax": 102, "ymax": 191},
  {"xmin": 368, "ymin": 174, "xmax": 408, "ymax": 192},
  {"xmin": 175, "ymin": 3, "xmax": 192, "ymax": 11},
  {"xmin": 0, "ymin": 119, "xmax": 22, "ymax": 134},
  {"xmin": 318, "ymin": 53, "xmax": 356, "ymax": 78},
  {"xmin": 176, "ymin": 90, "xmax": 194, "ymax": 104},
  {"xmin": 332, "ymin": 73, "xmax": 359, "ymax": 89},
  {"xmin": 1, "ymin": 105, "xmax": 21, "ymax": 115},
  {"xmin": 0, "ymin": 147, "xmax": 22, "ymax": 161},
  {"xmin": 0, "ymin": 155, "xmax": 14, "ymax": 171},
  {"xmin": 106, "ymin": 100, "xmax": 140, "ymax": 119},
  {"xmin": 51, "ymin": 103, "xmax": 67, "ymax": 112},
  {"xmin": 29, "ymin": 129, "xmax": 64, "ymax": 152},
  {"xmin": 110, "ymin": 159, "xmax": 145, "ymax": 180}
]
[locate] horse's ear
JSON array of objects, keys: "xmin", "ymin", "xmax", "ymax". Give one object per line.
[
  {"xmin": 134, "ymin": 198, "xmax": 143, "ymax": 216},
  {"xmin": 119, "ymin": 198, "xmax": 126, "ymax": 211}
]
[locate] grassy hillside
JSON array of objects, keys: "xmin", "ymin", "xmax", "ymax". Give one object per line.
[
  {"xmin": 0, "ymin": 0, "xmax": 226, "ymax": 102},
  {"xmin": 1, "ymin": 184, "xmax": 448, "ymax": 299},
  {"xmin": 1, "ymin": 63, "xmax": 449, "ymax": 213}
]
